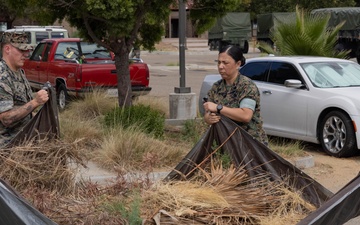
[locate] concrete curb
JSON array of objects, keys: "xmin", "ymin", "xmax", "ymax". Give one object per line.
[{"xmin": 293, "ymin": 154, "xmax": 315, "ymax": 169}]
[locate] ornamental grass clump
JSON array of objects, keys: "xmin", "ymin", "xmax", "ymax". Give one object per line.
[{"xmin": 94, "ymin": 125, "xmax": 187, "ymax": 171}]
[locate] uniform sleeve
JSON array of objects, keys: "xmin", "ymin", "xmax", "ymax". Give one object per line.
[
  {"xmin": 240, "ymin": 98, "xmax": 256, "ymax": 111},
  {"xmin": 0, "ymin": 78, "xmax": 14, "ymax": 113}
]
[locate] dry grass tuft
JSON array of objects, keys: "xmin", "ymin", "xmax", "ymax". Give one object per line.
[
  {"xmin": 0, "ymin": 139, "xmax": 86, "ymax": 194},
  {"xmin": 269, "ymin": 137, "xmax": 306, "ymax": 157},
  {"xmin": 59, "ymin": 90, "xmax": 117, "ymax": 147},
  {"xmin": 94, "ymin": 126, "xmax": 188, "ymax": 171},
  {"xmin": 141, "ymin": 160, "xmax": 315, "ymax": 225},
  {"xmin": 59, "ymin": 91, "xmax": 186, "ymax": 171},
  {"xmin": 65, "ymin": 89, "xmax": 118, "ymax": 120},
  {"xmin": 59, "ymin": 116, "xmax": 104, "ymax": 148}
]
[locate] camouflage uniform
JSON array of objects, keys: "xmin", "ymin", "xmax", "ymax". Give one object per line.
[
  {"xmin": 207, "ymin": 74, "xmax": 269, "ymax": 145},
  {"xmin": 0, "ymin": 32, "xmax": 33, "ymax": 147}
]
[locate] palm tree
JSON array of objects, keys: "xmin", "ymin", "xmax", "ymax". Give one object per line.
[{"xmin": 258, "ymin": 6, "xmax": 350, "ymax": 59}]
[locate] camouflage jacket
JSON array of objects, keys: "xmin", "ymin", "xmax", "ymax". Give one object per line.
[
  {"xmin": 0, "ymin": 59, "xmax": 33, "ymax": 147},
  {"xmin": 207, "ymin": 74, "xmax": 268, "ymax": 145}
]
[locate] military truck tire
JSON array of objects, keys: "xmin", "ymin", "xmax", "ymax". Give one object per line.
[
  {"xmin": 215, "ymin": 41, "xmax": 220, "ymax": 51},
  {"xmin": 356, "ymin": 44, "xmax": 360, "ymax": 64},
  {"xmin": 243, "ymin": 41, "xmax": 249, "ymax": 53},
  {"xmin": 209, "ymin": 41, "xmax": 216, "ymax": 51}
]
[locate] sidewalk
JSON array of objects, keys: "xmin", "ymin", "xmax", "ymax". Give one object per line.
[{"xmin": 75, "ymin": 161, "xmax": 169, "ymax": 184}]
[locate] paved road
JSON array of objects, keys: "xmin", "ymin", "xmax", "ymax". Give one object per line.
[
  {"xmin": 141, "ymin": 50, "xmax": 262, "ymax": 109},
  {"xmin": 141, "ymin": 48, "xmax": 360, "ymax": 225}
]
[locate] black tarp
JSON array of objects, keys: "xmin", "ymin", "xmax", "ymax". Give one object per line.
[
  {"xmin": 297, "ymin": 172, "xmax": 360, "ymax": 225},
  {"xmin": 165, "ymin": 115, "xmax": 333, "ymax": 208},
  {"xmin": 5, "ymin": 82, "xmax": 60, "ymax": 147},
  {"xmin": 0, "ymin": 178, "xmax": 57, "ymax": 225}
]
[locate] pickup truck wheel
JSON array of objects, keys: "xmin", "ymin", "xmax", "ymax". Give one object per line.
[
  {"xmin": 319, "ymin": 110, "xmax": 357, "ymax": 157},
  {"xmin": 57, "ymin": 84, "xmax": 68, "ymax": 110}
]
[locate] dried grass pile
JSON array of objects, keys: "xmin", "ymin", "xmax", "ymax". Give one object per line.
[
  {"xmin": 0, "ymin": 139, "xmax": 85, "ymax": 194},
  {"xmin": 19, "ymin": 178, "xmax": 133, "ymax": 225},
  {"xmin": 141, "ymin": 161, "xmax": 316, "ymax": 225},
  {"xmin": 0, "ymin": 138, "xmax": 134, "ymax": 224}
]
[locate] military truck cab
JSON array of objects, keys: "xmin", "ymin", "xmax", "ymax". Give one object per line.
[
  {"xmin": 208, "ymin": 12, "xmax": 252, "ymax": 53},
  {"xmin": 311, "ymin": 7, "xmax": 360, "ymax": 64}
]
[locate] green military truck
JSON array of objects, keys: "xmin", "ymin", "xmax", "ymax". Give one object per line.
[
  {"xmin": 256, "ymin": 12, "xmax": 295, "ymax": 48},
  {"xmin": 311, "ymin": 7, "xmax": 360, "ymax": 63},
  {"xmin": 208, "ymin": 12, "xmax": 251, "ymax": 53}
]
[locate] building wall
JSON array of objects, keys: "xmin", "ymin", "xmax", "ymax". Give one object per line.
[{"xmin": 166, "ymin": 10, "xmax": 195, "ymax": 38}]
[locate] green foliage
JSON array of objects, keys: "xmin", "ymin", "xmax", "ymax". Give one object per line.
[
  {"xmin": 214, "ymin": 151, "xmax": 232, "ymax": 169},
  {"xmin": 181, "ymin": 119, "xmax": 208, "ymax": 145},
  {"xmin": 105, "ymin": 190, "xmax": 142, "ymax": 225},
  {"xmin": 258, "ymin": 6, "xmax": 350, "ymax": 58},
  {"xmin": 104, "ymin": 104, "xmax": 165, "ymax": 138},
  {"xmin": 3, "ymin": 0, "xmax": 177, "ymax": 107}
]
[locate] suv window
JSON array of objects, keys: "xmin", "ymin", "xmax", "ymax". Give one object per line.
[
  {"xmin": 240, "ymin": 62, "xmax": 269, "ymax": 81},
  {"xmin": 50, "ymin": 32, "xmax": 66, "ymax": 38},
  {"xmin": 268, "ymin": 62, "xmax": 301, "ymax": 85},
  {"xmin": 35, "ymin": 32, "xmax": 49, "ymax": 43}
]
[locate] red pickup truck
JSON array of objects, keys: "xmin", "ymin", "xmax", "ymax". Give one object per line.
[{"xmin": 22, "ymin": 38, "xmax": 151, "ymax": 109}]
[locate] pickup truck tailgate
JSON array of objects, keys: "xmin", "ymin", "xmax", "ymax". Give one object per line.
[{"xmin": 80, "ymin": 62, "xmax": 117, "ymax": 87}]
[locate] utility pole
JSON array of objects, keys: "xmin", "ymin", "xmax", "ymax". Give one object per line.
[
  {"xmin": 174, "ymin": 0, "xmax": 190, "ymax": 94},
  {"xmin": 169, "ymin": 0, "xmax": 196, "ymax": 120}
]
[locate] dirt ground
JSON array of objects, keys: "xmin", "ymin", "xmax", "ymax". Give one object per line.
[{"xmin": 291, "ymin": 145, "xmax": 360, "ymax": 193}]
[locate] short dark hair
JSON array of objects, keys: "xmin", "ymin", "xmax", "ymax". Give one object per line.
[{"xmin": 219, "ymin": 45, "xmax": 246, "ymax": 66}]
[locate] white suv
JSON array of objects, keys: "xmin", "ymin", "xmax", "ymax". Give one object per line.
[{"xmin": 5, "ymin": 25, "xmax": 69, "ymax": 49}]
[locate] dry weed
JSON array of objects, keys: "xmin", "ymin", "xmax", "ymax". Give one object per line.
[{"xmin": 20, "ymin": 177, "xmax": 140, "ymax": 225}]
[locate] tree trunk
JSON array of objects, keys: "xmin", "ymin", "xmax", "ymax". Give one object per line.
[{"xmin": 114, "ymin": 46, "xmax": 132, "ymax": 107}]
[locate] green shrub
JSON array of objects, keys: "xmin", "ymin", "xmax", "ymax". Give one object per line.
[
  {"xmin": 181, "ymin": 119, "xmax": 208, "ymax": 144},
  {"xmin": 104, "ymin": 104, "xmax": 165, "ymax": 138},
  {"xmin": 103, "ymin": 191, "xmax": 142, "ymax": 225}
]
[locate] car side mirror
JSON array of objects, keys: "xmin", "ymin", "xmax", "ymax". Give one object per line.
[{"xmin": 284, "ymin": 79, "xmax": 303, "ymax": 88}]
